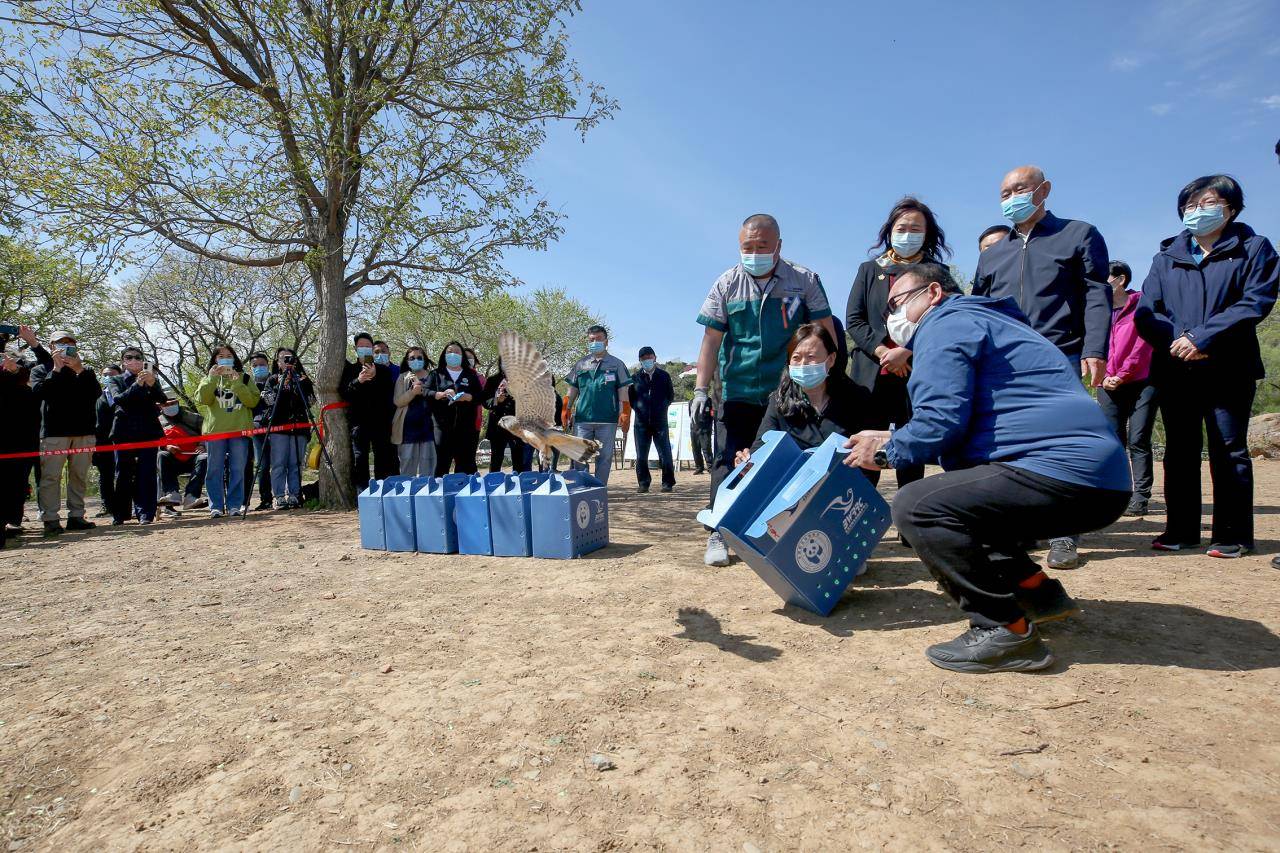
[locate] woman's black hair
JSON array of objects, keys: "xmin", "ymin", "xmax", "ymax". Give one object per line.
[
  {"xmin": 462, "ymin": 347, "xmax": 480, "ymax": 369},
  {"xmin": 1109, "ymin": 260, "xmax": 1132, "ymax": 286},
  {"xmin": 206, "ymin": 343, "xmax": 243, "ymax": 371},
  {"xmin": 269, "ymin": 346, "xmax": 306, "ymax": 376},
  {"xmin": 400, "ymin": 346, "xmax": 432, "ymax": 373},
  {"xmin": 486, "ymin": 356, "xmax": 506, "ymax": 384},
  {"xmin": 870, "ymin": 196, "xmax": 952, "ymax": 261},
  {"xmin": 1177, "ymin": 174, "xmax": 1244, "ymax": 221},
  {"xmin": 774, "ymin": 323, "xmax": 838, "ymax": 418},
  {"xmin": 436, "ymin": 340, "xmax": 467, "ymax": 372}
]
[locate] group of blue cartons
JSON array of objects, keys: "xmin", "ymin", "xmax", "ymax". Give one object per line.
[
  {"xmin": 359, "ymin": 471, "xmax": 609, "ymax": 559},
  {"xmin": 699, "ymin": 431, "xmax": 894, "ymax": 616}
]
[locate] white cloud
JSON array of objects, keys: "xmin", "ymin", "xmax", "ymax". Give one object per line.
[
  {"xmin": 1111, "ymin": 56, "xmax": 1142, "ymax": 71},
  {"xmin": 1148, "ymin": 103, "xmax": 1173, "ymax": 116},
  {"xmin": 1260, "ymin": 95, "xmax": 1280, "ymax": 109}
]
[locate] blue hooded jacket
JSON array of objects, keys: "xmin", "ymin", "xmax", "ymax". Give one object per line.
[
  {"xmin": 1134, "ymin": 221, "xmax": 1278, "ymax": 380},
  {"xmin": 883, "ymin": 295, "xmax": 1130, "ymax": 492}
]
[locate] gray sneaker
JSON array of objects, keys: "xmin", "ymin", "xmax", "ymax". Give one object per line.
[
  {"xmin": 926, "ymin": 624, "xmax": 1054, "ymax": 674},
  {"xmin": 158, "ymin": 491, "xmax": 182, "ymax": 507},
  {"xmin": 1046, "ymin": 538, "xmax": 1079, "ymax": 570},
  {"xmin": 704, "ymin": 532, "xmax": 730, "ymax": 567}
]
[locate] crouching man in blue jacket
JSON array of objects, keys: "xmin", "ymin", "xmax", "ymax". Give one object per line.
[{"xmin": 845, "ymin": 263, "xmax": 1132, "ymax": 674}]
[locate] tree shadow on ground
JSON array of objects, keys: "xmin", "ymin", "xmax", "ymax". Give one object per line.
[{"xmin": 672, "ymin": 606, "xmax": 783, "ymax": 663}]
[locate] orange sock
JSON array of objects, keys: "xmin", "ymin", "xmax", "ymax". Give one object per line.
[
  {"xmin": 1018, "ymin": 571, "xmax": 1048, "ymax": 590},
  {"xmin": 1006, "ymin": 617, "xmax": 1029, "ymax": 635}
]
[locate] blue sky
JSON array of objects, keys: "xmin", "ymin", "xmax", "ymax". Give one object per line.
[{"xmin": 502, "ymin": 0, "xmax": 1280, "ymax": 364}]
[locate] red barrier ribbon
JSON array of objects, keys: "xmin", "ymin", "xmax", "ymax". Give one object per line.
[{"xmin": 0, "ymin": 400, "xmax": 354, "ymax": 460}]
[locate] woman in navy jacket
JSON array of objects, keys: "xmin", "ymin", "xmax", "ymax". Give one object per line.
[
  {"xmin": 1135, "ymin": 174, "xmax": 1278, "ymax": 558},
  {"xmin": 426, "ymin": 340, "xmax": 483, "ymax": 475}
]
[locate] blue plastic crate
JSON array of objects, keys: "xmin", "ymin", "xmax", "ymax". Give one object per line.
[
  {"xmin": 412, "ymin": 474, "xmax": 470, "ymax": 554},
  {"xmin": 696, "ymin": 430, "xmax": 805, "ymax": 537},
  {"xmin": 384, "ymin": 477, "xmax": 431, "ymax": 552},
  {"xmin": 491, "ymin": 471, "xmax": 548, "ymax": 557},
  {"xmin": 357, "ymin": 476, "xmax": 413, "ymax": 550},
  {"xmin": 530, "ymin": 471, "xmax": 609, "ymax": 559},
  {"xmin": 456, "ymin": 472, "xmax": 507, "ymax": 556},
  {"xmin": 719, "ymin": 433, "xmax": 892, "ymax": 616}
]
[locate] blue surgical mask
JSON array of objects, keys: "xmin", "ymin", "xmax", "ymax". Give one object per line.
[
  {"xmin": 445, "ymin": 352, "xmax": 463, "ymax": 368},
  {"xmin": 217, "ymin": 357, "xmax": 234, "ymax": 368},
  {"xmin": 356, "ymin": 346, "xmax": 373, "ymax": 358},
  {"xmin": 788, "ymin": 362, "xmax": 828, "ymax": 389},
  {"xmin": 587, "ymin": 340, "xmax": 605, "ymax": 355},
  {"xmin": 641, "ymin": 358, "xmax": 656, "ymax": 371},
  {"xmin": 252, "ymin": 365, "xmax": 269, "ymax": 381},
  {"xmin": 1001, "ymin": 185, "xmax": 1043, "ymax": 224},
  {"xmin": 1183, "ymin": 204, "xmax": 1226, "ymax": 237},
  {"xmin": 741, "ymin": 253, "xmax": 776, "ymax": 277},
  {"xmin": 891, "ymin": 231, "xmax": 925, "ymax": 257},
  {"xmin": 374, "ymin": 353, "xmax": 390, "ymax": 365},
  {"xmin": 408, "ymin": 358, "xmax": 425, "ymax": 371}
]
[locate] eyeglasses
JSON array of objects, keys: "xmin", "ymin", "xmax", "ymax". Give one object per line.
[{"xmin": 884, "ymin": 285, "xmax": 930, "ymax": 317}]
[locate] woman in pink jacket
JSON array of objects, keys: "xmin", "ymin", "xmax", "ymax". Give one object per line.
[{"xmin": 1097, "ymin": 260, "xmax": 1156, "ymax": 517}]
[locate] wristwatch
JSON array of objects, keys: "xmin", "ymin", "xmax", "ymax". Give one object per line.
[{"xmin": 872, "ymin": 445, "xmax": 889, "ymax": 469}]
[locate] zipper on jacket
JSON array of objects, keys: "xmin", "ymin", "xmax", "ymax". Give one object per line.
[{"xmin": 1018, "ymin": 240, "xmax": 1028, "ymax": 315}]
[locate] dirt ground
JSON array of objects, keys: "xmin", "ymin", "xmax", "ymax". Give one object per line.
[{"xmin": 1, "ymin": 461, "xmax": 1278, "ymax": 852}]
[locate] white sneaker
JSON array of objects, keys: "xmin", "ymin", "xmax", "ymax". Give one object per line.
[
  {"xmin": 228, "ymin": 506, "xmax": 245, "ymax": 517},
  {"xmin": 158, "ymin": 491, "xmax": 182, "ymax": 507},
  {"xmin": 704, "ymin": 532, "xmax": 731, "ymax": 567},
  {"xmin": 209, "ymin": 509, "xmax": 224, "ymax": 519}
]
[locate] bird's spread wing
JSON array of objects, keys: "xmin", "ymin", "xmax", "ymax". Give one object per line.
[{"xmin": 499, "ymin": 332, "xmax": 556, "ymax": 426}]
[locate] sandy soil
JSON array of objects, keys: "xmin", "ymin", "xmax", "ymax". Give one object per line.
[{"xmin": 2, "ymin": 461, "xmax": 1279, "ymax": 852}]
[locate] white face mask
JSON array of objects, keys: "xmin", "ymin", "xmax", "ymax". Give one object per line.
[{"xmin": 886, "ymin": 289, "xmax": 932, "ymax": 347}]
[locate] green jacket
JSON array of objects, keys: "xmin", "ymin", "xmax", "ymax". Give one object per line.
[{"xmin": 195, "ymin": 372, "xmax": 261, "ymax": 435}]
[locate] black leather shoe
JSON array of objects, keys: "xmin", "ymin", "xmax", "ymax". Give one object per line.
[
  {"xmin": 66, "ymin": 517, "xmax": 96, "ymax": 531},
  {"xmin": 1015, "ymin": 578, "xmax": 1080, "ymax": 624},
  {"xmin": 43, "ymin": 521, "xmax": 63, "ymax": 537},
  {"xmin": 660, "ymin": 483, "xmax": 674, "ymax": 493},
  {"xmin": 926, "ymin": 624, "xmax": 1054, "ymax": 674},
  {"xmin": 636, "ymin": 485, "xmax": 649, "ymax": 494}
]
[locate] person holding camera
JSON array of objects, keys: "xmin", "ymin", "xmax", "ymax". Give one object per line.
[
  {"xmin": 341, "ymin": 332, "xmax": 397, "ymax": 492},
  {"xmin": 1, "ymin": 327, "xmax": 41, "ymax": 547},
  {"xmin": 264, "ymin": 347, "xmax": 313, "ymax": 508},
  {"xmin": 482, "ymin": 359, "xmax": 529, "ymax": 473},
  {"xmin": 107, "ymin": 347, "xmax": 167, "ymax": 524},
  {"xmin": 391, "ymin": 347, "xmax": 437, "ymax": 477},
  {"xmin": 246, "ymin": 352, "xmax": 273, "ymax": 509},
  {"xmin": 28, "ymin": 329, "xmax": 102, "ymax": 536},
  {"xmin": 195, "ymin": 344, "xmax": 260, "ymax": 518},
  {"xmin": 93, "ymin": 364, "xmax": 121, "ymax": 518}
]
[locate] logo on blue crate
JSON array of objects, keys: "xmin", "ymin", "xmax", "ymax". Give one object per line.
[
  {"xmin": 575, "ymin": 501, "xmax": 591, "ymax": 529},
  {"xmin": 821, "ymin": 488, "xmax": 870, "ymax": 535},
  {"xmin": 794, "ymin": 530, "xmax": 832, "ymax": 573}
]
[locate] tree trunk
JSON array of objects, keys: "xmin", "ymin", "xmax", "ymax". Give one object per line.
[{"xmin": 314, "ymin": 242, "xmax": 356, "ymax": 509}]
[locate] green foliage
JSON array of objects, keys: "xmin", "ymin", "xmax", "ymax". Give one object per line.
[
  {"xmin": 1256, "ymin": 312, "xmax": 1280, "ymax": 415},
  {"xmin": 374, "ymin": 285, "xmax": 602, "ymax": 381},
  {"xmin": 0, "ymin": 234, "xmax": 96, "ymax": 331}
]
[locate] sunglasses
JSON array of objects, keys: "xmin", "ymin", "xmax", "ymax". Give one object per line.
[{"xmin": 122, "ymin": 354, "xmax": 144, "ymax": 362}]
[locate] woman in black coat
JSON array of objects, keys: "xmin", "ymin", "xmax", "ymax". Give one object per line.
[
  {"xmin": 426, "ymin": 340, "xmax": 484, "ymax": 475},
  {"xmin": 844, "ymin": 196, "xmax": 951, "ymax": 490},
  {"xmin": 108, "ymin": 346, "xmax": 167, "ymax": 524},
  {"xmin": 0, "ymin": 349, "xmax": 41, "ymax": 545},
  {"xmin": 482, "ymin": 359, "xmax": 529, "ymax": 473}
]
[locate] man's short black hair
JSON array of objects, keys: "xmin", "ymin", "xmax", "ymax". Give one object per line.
[
  {"xmin": 1109, "ymin": 261, "xmax": 1132, "ymax": 286},
  {"xmin": 978, "ymin": 224, "xmax": 1011, "ymax": 244},
  {"xmin": 638, "ymin": 346, "xmax": 655, "ymax": 359},
  {"xmin": 250, "ymin": 351, "xmax": 269, "ymax": 362},
  {"xmin": 353, "ymin": 332, "xmax": 373, "ymax": 346},
  {"xmin": 901, "ymin": 262, "xmax": 962, "ymax": 294},
  {"xmin": 742, "ymin": 213, "xmax": 780, "ymax": 236},
  {"xmin": 587, "ymin": 324, "xmax": 608, "ymax": 338},
  {"xmin": 373, "ymin": 340, "xmax": 389, "ymax": 349},
  {"xmin": 105, "ymin": 363, "xmax": 121, "ymax": 373},
  {"xmin": 1177, "ymin": 174, "xmax": 1245, "ymax": 219}
]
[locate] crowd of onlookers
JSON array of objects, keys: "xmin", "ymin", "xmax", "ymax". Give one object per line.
[{"xmin": 0, "ymin": 324, "xmax": 707, "ymax": 547}]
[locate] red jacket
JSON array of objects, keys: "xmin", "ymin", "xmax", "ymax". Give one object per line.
[
  {"xmin": 162, "ymin": 422, "xmax": 202, "ymax": 462},
  {"xmin": 1106, "ymin": 291, "xmax": 1153, "ymax": 383}
]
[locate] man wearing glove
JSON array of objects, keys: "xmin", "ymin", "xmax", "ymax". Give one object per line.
[
  {"xmin": 695, "ymin": 213, "xmax": 835, "ymax": 566},
  {"xmin": 564, "ymin": 325, "xmax": 632, "ymax": 485}
]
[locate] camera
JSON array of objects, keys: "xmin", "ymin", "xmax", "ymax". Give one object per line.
[{"xmin": 282, "ymin": 354, "xmax": 295, "ymax": 365}]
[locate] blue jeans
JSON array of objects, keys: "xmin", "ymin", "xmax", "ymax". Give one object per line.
[
  {"xmin": 633, "ymin": 422, "xmax": 675, "ymax": 489},
  {"xmin": 206, "ymin": 437, "xmax": 250, "ymax": 512},
  {"xmin": 572, "ymin": 422, "xmax": 616, "ymax": 485},
  {"xmin": 269, "ymin": 433, "xmax": 308, "ymax": 502}
]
